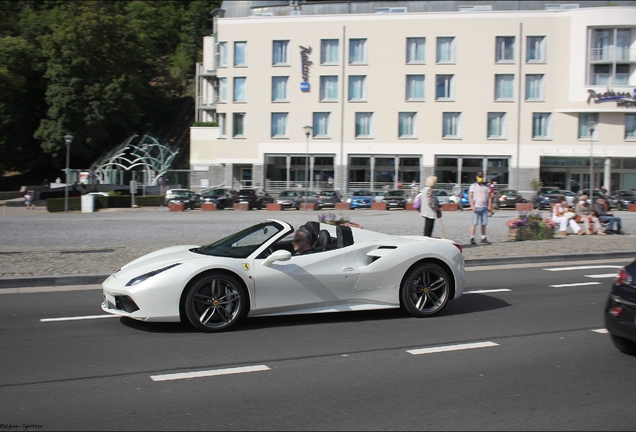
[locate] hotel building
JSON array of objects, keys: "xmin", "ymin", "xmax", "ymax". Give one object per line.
[{"xmin": 190, "ymin": 1, "xmax": 636, "ymax": 196}]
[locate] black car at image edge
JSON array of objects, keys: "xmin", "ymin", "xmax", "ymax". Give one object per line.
[{"xmin": 605, "ymin": 259, "xmax": 636, "ymax": 356}]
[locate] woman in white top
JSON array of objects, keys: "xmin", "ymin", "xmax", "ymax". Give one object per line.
[
  {"xmin": 552, "ymin": 195, "xmax": 582, "ymax": 237},
  {"xmin": 574, "ymin": 194, "xmax": 604, "ymax": 235},
  {"xmin": 419, "ymin": 176, "xmax": 441, "ymax": 237}
]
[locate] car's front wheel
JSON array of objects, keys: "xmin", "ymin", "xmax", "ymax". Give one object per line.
[
  {"xmin": 184, "ymin": 272, "xmax": 247, "ymax": 332},
  {"xmin": 400, "ymin": 262, "xmax": 451, "ymax": 317},
  {"xmin": 610, "ymin": 334, "xmax": 636, "ymax": 356}
]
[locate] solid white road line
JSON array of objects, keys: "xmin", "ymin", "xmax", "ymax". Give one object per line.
[
  {"xmin": 592, "ymin": 329, "xmax": 609, "ymax": 334},
  {"xmin": 550, "ymin": 282, "xmax": 602, "ymax": 288},
  {"xmin": 407, "ymin": 341, "xmax": 499, "ymax": 356},
  {"xmin": 464, "ymin": 289, "xmax": 511, "ymax": 294},
  {"xmin": 151, "ymin": 365, "xmax": 271, "ymax": 382},
  {"xmin": 544, "ymin": 265, "xmax": 622, "ymax": 272},
  {"xmin": 40, "ymin": 314, "xmax": 118, "ymax": 322},
  {"xmin": 584, "ymin": 273, "xmax": 618, "ymax": 279}
]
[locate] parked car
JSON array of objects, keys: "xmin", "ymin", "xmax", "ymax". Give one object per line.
[
  {"xmin": 459, "ymin": 188, "xmax": 470, "ymax": 207},
  {"xmin": 168, "ymin": 190, "xmax": 200, "ymax": 209},
  {"xmin": 276, "ymin": 190, "xmax": 302, "ymax": 209},
  {"xmin": 533, "ymin": 186, "xmax": 562, "ymax": 210},
  {"xmin": 346, "ymin": 190, "xmax": 374, "ymax": 209},
  {"xmin": 371, "ymin": 190, "xmax": 387, "ymax": 203},
  {"xmin": 200, "ymin": 188, "xmax": 236, "ymax": 210},
  {"xmin": 231, "ymin": 189, "xmax": 274, "ymax": 210},
  {"xmin": 384, "ymin": 189, "xmax": 407, "ymax": 209},
  {"xmin": 164, "ymin": 188, "xmax": 192, "ymax": 205},
  {"xmin": 559, "ymin": 190, "xmax": 577, "ymax": 206},
  {"xmin": 578, "ymin": 189, "xmax": 612, "ymax": 210},
  {"xmin": 605, "ymin": 260, "xmax": 636, "ymax": 356},
  {"xmin": 87, "ymin": 192, "xmax": 109, "ymax": 197},
  {"xmin": 293, "ymin": 191, "xmax": 319, "ymax": 210},
  {"xmin": 317, "ymin": 190, "xmax": 343, "ymax": 209},
  {"xmin": 497, "ymin": 189, "xmax": 526, "ymax": 208},
  {"xmin": 433, "ymin": 189, "xmax": 451, "ymax": 205},
  {"xmin": 609, "ymin": 190, "xmax": 636, "ymax": 210}
]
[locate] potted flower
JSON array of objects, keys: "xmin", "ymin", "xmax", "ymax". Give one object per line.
[{"xmin": 507, "ymin": 212, "xmax": 556, "ymax": 241}]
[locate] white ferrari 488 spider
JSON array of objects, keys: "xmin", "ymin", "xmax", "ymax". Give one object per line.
[{"xmin": 102, "ymin": 219, "xmax": 465, "ymax": 332}]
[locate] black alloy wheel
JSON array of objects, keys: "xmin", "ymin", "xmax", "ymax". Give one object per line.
[
  {"xmin": 184, "ymin": 273, "xmax": 247, "ymax": 332},
  {"xmin": 400, "ymin": 262, "xmax": 451, "ymax": 317},
  {"xmin": 610, "ymin": 334, "xmax": 636, "ymax": 356}
]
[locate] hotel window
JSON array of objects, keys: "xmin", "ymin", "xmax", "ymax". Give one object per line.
[
  {"xmin": 526, "ymin": 36, "xmax": 546, "ymax": 62},
  {"xmin": 218, "ymin": 78, "xmax": 227, "ymax": 102},
  {"xmin": 320, "ymin": 76, "xmax": 338, "ymax": 101},
  {"xmin": 349, "ymin": 38, "xmax": 367, "ymax": 64},
  {"xmin": 348, "ymin": 75, "xmax": 367, "ymax": 101},
  {"xmin": 532, "ymin": 113, "xmax": 552, "ymax": 139},
  {"xmin": 436, "ymin": 37, "xmax": 455, "ymax": 63},
  {"xmin": 218, "ymin": 42, "xmax": 227, "ymax": 67},
  {"xmin": 321, "ymin": 39, "xmax": 339, "ymax": 65},
  {"xmin": 487, "ymin": 112, "xmax": 507, "ymax": 139},
  {"xmin": 442, "ymin": 112, "xmax": 462, "ymax": 138},
  {"xmin": 398, "ymin": 112, "xmax": 417, "ymax": 138},
  {"xmin": 355, "ymin": 112, "xmax": 374, "ymax": 138},
  {"xmin": 616, "ymin": 65, "xmax": 630, "ymax": 86},
  {"xmin": 593, "ymin": 65, "xmax": 611, "ymax": 86},
  {"xmin": 218, "ymin": 113, "xmax": 226, "ymax": 137},
  {"xmin": 271, "ymin": 113, "xmax": 288, "ymax": 138},
  {"xmin": 234, "ymin": 42, "xmax": 247, "ymax": 66},
  {"xmin": 406, "ymin": 75, "xmax": 425, "ymax": 101},
  {"xmin": 626, "ymin": 114, "xmax": 636, "ymax": 139},
  {"xmin": 579, "ymin": 113, "xmax": 599, "ymax": 139},
  {"xmin": 272, "ymin": 77, "xmax": 288, "ymax": 102},
  {"xmin": 435, "ymin": 74, "xmax": 455, "ymax": 100},
  {"xmin": 272, "ymin": 41, "xmax": 289, "ymax": 65},
  {"xmin": 233, "ymin": 113, "xmax": 246, "ymax": 137},
  {"xmin": 495, "ymin": 36, "xmax": 515, "ymax": 63},
  {"xmin": 495, "ymin": 74, "xmax": 514, "ymax": 101},
  {"xmin": 233, "ymin": 77, "xmax": 246, "ymax": 102},
  {"xmin": 406, "ymin": 38, "xmax": 426, "ymax": 64},
  {"xmin": 313, "ymin": 112, "xmax": 331, "ymax": 138},
  {"xmin": 617, "ymin": 29, "xmax": 632, "ymax": 61},
  {"xmin": 593, "ymin": 29, "xmax": 612, "ymax": 62},
  {"xmin": 525, "ymin": 74, "xmax": 545, "ymax": 101}
]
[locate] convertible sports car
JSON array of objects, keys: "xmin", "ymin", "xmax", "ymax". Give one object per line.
[{"xmin": 102, "ymin": 220, "xmax": 465, "ymax": 332}]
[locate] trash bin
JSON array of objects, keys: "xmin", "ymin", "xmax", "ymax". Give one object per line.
[{"xmin": 81, "ymin": 194, "xmax": 94, "ymax": 213}]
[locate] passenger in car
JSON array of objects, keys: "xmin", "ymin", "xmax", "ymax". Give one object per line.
[{"xmin": 292, "ymin": 226, "xmax": 315, "ymax": 255}]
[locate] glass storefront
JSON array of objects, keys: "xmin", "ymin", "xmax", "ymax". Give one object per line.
[
  {"xmin": 435, "ymin": 156, "xmax": 510, "ymax": 186},
  {"xmin": 348, "ymin": 155, "xmax": 420, "ymax": 190},
  {"xmin": 265, "ymin": 154, "xmax": 334, "ymax": 191},
  {"xmin": 540, "ymin": 157, "xmax": 636, "ymax": 192}
]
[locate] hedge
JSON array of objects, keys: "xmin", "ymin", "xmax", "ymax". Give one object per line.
[
  {"xmin": 47, "ymin": 197, "xmax": 81, "ymax": 212},
  {"xmin": 135, "ymin": 195, "xmax": 164, "ymax": 206},
  {"xmin": 40, "ymin": 190, "xmax": 81, "ymax": 200},
  {"xmin": 47, "ymin": 195, "xmax": 165, "ymax": 212}
]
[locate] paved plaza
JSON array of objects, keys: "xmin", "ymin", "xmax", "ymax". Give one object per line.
[{"xmin": 0, "ymin": 204, "xmax": 634, "ymax": 277}]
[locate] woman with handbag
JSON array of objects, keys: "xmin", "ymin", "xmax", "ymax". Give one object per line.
[
  {"xmin": 575, "ymin": 195, "xmax": 605, "ymax": 235},
  {"xmin": 419, "ymin": 176, "xmax": 441, "ymax": 237},
  {"xmin": 552, "ymin": 195, "xmax": 583, "ymax": 237}
]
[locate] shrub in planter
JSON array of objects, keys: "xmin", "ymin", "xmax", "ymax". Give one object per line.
[
  {"xmin": 135, "ymin": 195, "xmax": 164, "ymax": 206},
  {"xmin": 47, "ymin": 197, "xmax": 81, "ymax": 212},
  {"xmin": 507, "ymin": 212, "xmax": 556, "ymax": 241},
  {"xmin": 107, "ymin": 195, "xmax": 132, "ymax": 208}
]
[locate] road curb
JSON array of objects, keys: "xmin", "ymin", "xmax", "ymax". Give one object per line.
[{"xmin": 0, "ymin": 251, "xmax": 633, "ymax": 289}]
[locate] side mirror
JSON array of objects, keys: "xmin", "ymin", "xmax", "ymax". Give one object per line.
[{"xmin": 262, "ymin": 250, "xmax": 292, "ymax": 267}]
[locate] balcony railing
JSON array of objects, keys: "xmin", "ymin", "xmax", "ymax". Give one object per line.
[
  {"xmin": 197, "ymin": 62, "xmax": 217, "ymax": 76},
  {"xmin": 590, "ymin": 47, "xmax": 636, "ymax": 62},
  {"xmin": 197, "ymin": 95, "xmax": 219, "ymax": 109}
]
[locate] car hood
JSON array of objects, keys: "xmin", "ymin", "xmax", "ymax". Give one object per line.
[{"xmin": 112, "ymin": 245, "xmax": 200, "ymax": 281}]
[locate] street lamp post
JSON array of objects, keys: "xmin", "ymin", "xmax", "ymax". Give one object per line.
[
  {"xmin": 64, "ymin": 134, "xmax": 74, "ymax": 213},
  {"xmin": 587, "ymin": 119, "xmax": 597, "ymax": 212},
  {"xmin": 303, "ymin": 125, "xmax": 313, "ymax": 209}
]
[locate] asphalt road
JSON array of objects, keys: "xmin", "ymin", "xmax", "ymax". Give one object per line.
[{"xmin": 1, "ymin": 259, "xmax": 635, "ymax": 431}]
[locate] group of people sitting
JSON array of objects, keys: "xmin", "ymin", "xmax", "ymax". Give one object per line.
[{"xmin": 552, "ymin": 194, "xmax": 624, "ymax": 237}]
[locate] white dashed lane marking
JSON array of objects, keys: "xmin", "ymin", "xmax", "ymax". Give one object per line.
[
  {"xmin": 151, "ymin": 365, "xmax": 271, "ymax": 382},
  {"xmin": 40, "ymin": 314, "xmax": 118, "ymax": 322},
  {"xmin": 583, "ymin": 274, "xmax": 619, "ymax": 279},
  {"xmin": 592, "ymin": 329, "xmax": 609, "ymax": 334},
  {"xmin": 464, "ymin": 289, "xmax": 511, "ymax": 294},
  {"xmin": 407, "ymin": 341, "xmax": 499, "ymax": 356},
  {"xmin": 544, "ymin": 265, "xmax": 622, "ymax": 272},
  {"xmin": 550, "ymin": 282, "xmax": 602, "ymax": 288}
]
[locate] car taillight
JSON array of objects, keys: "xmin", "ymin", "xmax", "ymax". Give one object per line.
[
  {"xmin": 609, "ymin": 305, "xmax": 623, "ymax": 317},
  {"xmin": 616, "ymin": 268, "xmax": 632, "ymax": 286},
  {"xmin": 453, "ymin": 243, "xmax": 463, "ymax": 253}
]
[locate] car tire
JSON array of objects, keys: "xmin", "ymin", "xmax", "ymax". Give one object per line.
[
  {"xmin": 400, "ymin": 262, "xmax": 451, "ymax": 317},
  {"xmin": 184, "ymin": 272, "xmax": 247, "ymax": 332},
  {"xmin": 610, "ymin": 334, "xmax": 636, "ymax": 356}
]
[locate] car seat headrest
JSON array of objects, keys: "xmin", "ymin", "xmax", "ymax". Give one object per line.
[
  {"xmin": 336, "ymin": 225, "xmax": 354, "ymax": 248},
  {"xmin": 304, "ymin": 221, "xmax": 320, "ymax": 245},
  {"xmin": 315, "ymin": 229, "xmax": 332, "ymax": 250}
]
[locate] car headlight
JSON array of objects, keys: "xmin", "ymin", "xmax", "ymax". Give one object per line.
[
  {"xmin": 346, "ymin": 198, "xmax": 352, "ymax": 203},
  {"xmin": 126, "ymin": 263, "xmax": 182, "ymax": 287}
]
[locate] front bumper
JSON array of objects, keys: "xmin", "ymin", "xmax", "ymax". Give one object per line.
[{"xmin": 605, "ymin": 284, "xmax": 636, "ymax": 342}]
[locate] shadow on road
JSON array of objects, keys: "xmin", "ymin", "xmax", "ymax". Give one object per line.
[{"xmin": 439, "ymin": 293, "xmax": 511, "ymax": 317}]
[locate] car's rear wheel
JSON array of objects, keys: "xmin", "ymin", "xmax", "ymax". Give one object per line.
[
  {"xmin": 610, "ymin": 334, "xmax": 636, "ymax": 356},
  {"xmin": 184, "ymin": 273, "xmax": 247, "ymax": 332},
  {"xmin": 401, "ymin": 262, "xmax": 451, "ymax": 317}
]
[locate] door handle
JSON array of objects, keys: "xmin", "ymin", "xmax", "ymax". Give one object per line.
[{"xmin": 342, "ymin": 267, "xmax": 354, "ymax": 272}]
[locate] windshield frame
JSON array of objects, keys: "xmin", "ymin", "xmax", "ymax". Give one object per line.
[{"xmin": 196, "ymin": 221, "xmax": 288, "ymax": 258}]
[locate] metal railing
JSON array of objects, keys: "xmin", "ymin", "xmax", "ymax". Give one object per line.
[
  {"xmin": 590, "ymin": 47, "xmax": 636, "ymax": 62},
  {"xmin": 197, "ymin": 62, "xmax": 218, "ymax": 76},
  {"xmin": 197, "ymin": 95, "xmax": 218, "ymax": 109}
]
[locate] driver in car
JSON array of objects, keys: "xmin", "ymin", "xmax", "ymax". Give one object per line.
[{"xmin": 292, "ymin": 226, "xmax": 314, "ymax": 255}]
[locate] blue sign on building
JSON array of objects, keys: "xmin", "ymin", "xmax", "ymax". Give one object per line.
[{"xmin": 301, "ymin": 82, "xmax": 310, "ymax": 92}]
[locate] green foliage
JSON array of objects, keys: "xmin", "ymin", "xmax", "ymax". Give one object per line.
[
  {"xmin": 192, "ymin": 121, "xmax": 218, "ymax": 127},
  {"xmin": 47, "ymin": 197, "xmax": 81, "ymax": 212},
  {"xmin": 135, "ymin": 195, "xmax": 164, "ymax": 206},
  {"xmin": 529, "ymin": 178, "xmax": 543, "ymax": 191}
]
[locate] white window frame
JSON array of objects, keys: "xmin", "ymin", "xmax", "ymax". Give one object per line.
[
  {"xmin": 233, "ymin": 77, "xmax": 246, "ymax": 102},
  {"xmin": 232, "ymin": 112, "xmax": 246, "ymax": 138},
  {"xmin": 272, "ymin": 40, "xmax": 289, "ymax": 66},
  {"xmin": 495, "ymin": 74, "xmax": 514, "ymax": 101},
  {"xmin": 320, "ymin": 76, "xmax": 338, "ymax": 102},
  {"xmin": 625, "ymin": 113, "xmax": 636, "ymax": 140},
  {"xmin": 234, "ymin": 41, "xmax": 247, "ymax": 67},
  {"xmin": 271, "ymin": 112, "xmax": 289, "ymax": 138},
  {"xmin": 348, "ymin": 75, "xmax": 367, "ymax": 101},
  {"xmin": 271, "ymin": 76, "xmax": 289, "ymax": 102},
  {"xmin": 406, "ymin": 37, "xmax": 426, "ymax": 64},
  {"xmin": 442, "ymin": 112, "xmax": 462, "ymax": 139},
  {"xmin": 218, "ymin": 113, "xmax": 226, "ymax": 137},
  {"xmin": 495, "ymin": 36, "xmax": 515, "ymax": 63},
  {"xmin": 435, "ymin": 74, "xmax": 455, "ymax": 101},
  {"xmin": 218, "ymin": 77, "xmax": 227, "ymax": 102},
  {"xmin": 578, "ymin": 113, "xmax": 599, "ymax": 139},
  {"xmin": 312, "ymin": 112, "xmax": 331, "ymax": 138},
  {"xmin": 526, "ymin": 36, "xmax": 546, "ymax": 63},
  {"xmin": 218, "ymin": 42, "xmax": 227, "ymax": 67},
  {"xmin": 355, "ymin": 112, "xmax": 374, "ymax": 138},
  {"xmin": 525, "ymin": 74, "xmax": 545, "ymax": 101},
  {"xmin": 398, "ymin": 112, "xmax": 418, "ymax": 138},
  {"xmin": 532, "ymin": 113, "xmax": 552, "ymax": 140},
  {"xmin": 321, "ymin": 39, "xmax": 339, "ymax": 65},
  {"xmin": 406, "ymin": 75, "xmax": 425, "ymax": 101},
  {"xmin": 487, "ymin": 112, "xmax": 507, "ymax": 139},
  {"xmin": 436, "ymin": 37, "xmax": 456, "ymax": 64},
  {"xmin": 349, "ymin": 38, "xmax": 368, "ymax": 65}
]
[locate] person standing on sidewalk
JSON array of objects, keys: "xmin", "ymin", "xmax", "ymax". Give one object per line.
[
  {"xmin": 469, "ymin": 172, "xmax": 493, "ymax": 245},
  {"xmin": 420, "ymin": 176, "xmax": 441, "ymax": 237}
]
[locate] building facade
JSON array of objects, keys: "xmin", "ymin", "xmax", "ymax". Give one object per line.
[{"xmin": 191, "ymin": 1, "xmax": 636, "ymax": 196}]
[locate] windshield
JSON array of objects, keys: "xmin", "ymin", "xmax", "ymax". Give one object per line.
[
  {"xmin": 540, "ymin": 188, "xmax": 561, "ymax": 194},
  {"xmin": 238, "ymin": 189, "xmax": 255, "ymax": 195},
  {"xmin": 388, "ymin": 190, "xmax": 405, "ymax": 196},
  {"xmin": 279, "ymin": 191, "xmax": 297, "ymax": 197},
  {"xmin": 353, "ymin": 191, "xmax": 372, "ymax": 196},
  {"xmin": 320, "ymin": 191, "xmax": 337, "ymax": 196},
  {"xmin": 196, "ymin": 222, "xmax": 285, "ymax": 258},
  {"xmin": 501, "ymin": 190, "xmax": 517, "ymax": 195},
  {"xmin": 433, "ymin": 190, "xmax": 447, "ymax": 196},
  {"xmin": 620, "ymin": 191, "xmax": 636, "ymax": 196},
  {"xmin": 173, "ymin": 192, "xmax": 192, "ymax": 198}
]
